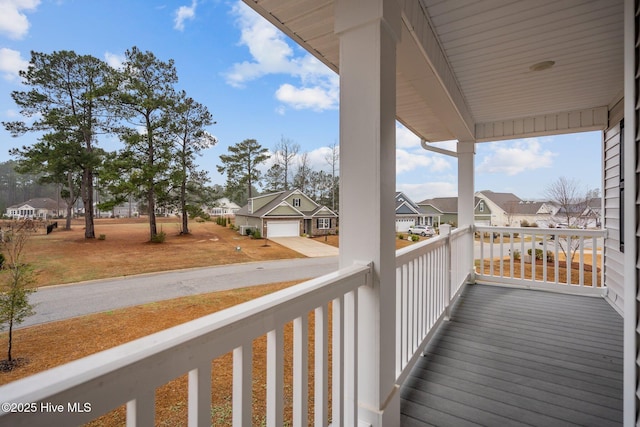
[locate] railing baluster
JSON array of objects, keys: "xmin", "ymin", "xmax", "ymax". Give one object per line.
[
  {"xmin": 473, "ymin": 226, "xmax": 605, "ymax": 294},
  {"xmin": 266, "ymin": 329, "xmax": 284, "ymax": 427},
  {"xmin": 188, "ymin": 361, "xmax": 211, "ymax": 427},
  {"xmin": 126, "ymin": 390, "xmax": 155, "ymax": 427},
  {"xmin": 315, "ymin": 306, "xmax": 328, "ymax": 427},
  {"xmin": 499, "ymin": 231, "xmax": 504, "ymax": 277},
  {"xmin": 293, "ymin": 316, "xmax": 308, "ymax": 427},
  {"xmin": 531, "ymin": 232, "xmax": 536, "ymax": 281},
  {"xmin": 592, "ymin": 236, "xmax": 598, "ymax": 288},
  {"xmin": 566, "ymin": 236, "xmax": 572, "ymax": 286},
  {"xmin": 233, "ymin": 344, "xmax": 252, "ymax": 427},
  {"xmin": 579, "ymin": 236, "xmax": 585, "ymax": 286},
  {"xmin": 332, "ymin": 296, "xmax": 344, "ymax": 426},
  {"xmin": 520, "ymin": 233, "xmax": 525, "ymax": 280},
  {"xmin": 542, "ymin": 235, "xmax": 548, "ymax": 283},
  {"xmin": 344, "ymin": 291, "xmax": 358, "ymax": 427}
]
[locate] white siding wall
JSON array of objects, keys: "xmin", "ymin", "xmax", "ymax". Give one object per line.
[{"xmin": 604, "ymin": 120, "xmax": 624, "ymax": 314}]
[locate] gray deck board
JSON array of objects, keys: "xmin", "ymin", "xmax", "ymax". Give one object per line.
[{"xmin": 400, "ymin": 284, "xmax": 623, "ymax": 426}]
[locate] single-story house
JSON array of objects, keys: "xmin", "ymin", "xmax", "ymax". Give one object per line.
[
  {"xmin": 6, "ymin": 198, "xmax": 67, "ymax": 219},
  {"xmin": 475, "ymin": 190, "xmax": 557, "ymax": 227},
  {"xmin": 208, "ymin": 198, "xmax": 240, "ymax": 217},
  {"xmin": 418, "ymin": 196, "xmax": 491, "ymax": 227},
  {"xmin": 234, "ymin": 189, "xmax": 338, "ymax": 238},
  {"xmin": 395, "ymin": 191, "xmax": 429, "ymax": 232}
]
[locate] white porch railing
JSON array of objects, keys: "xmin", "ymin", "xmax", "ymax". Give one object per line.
[
  {"xmin": 474, "ymin": 226, "xmax": 606, "ymax": 295},
  {"xmin": 0, "ymin": 263, "xmax": 371, "ymax": 427},
  {"xmin": 394, "ymin": 225, "xmax": 472, "ymax": 384}
]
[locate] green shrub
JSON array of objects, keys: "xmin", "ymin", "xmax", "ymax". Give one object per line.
[
  {"xmin": 98, "ymin": 234, "xmax": 106, "ymax": 240},
  {"xmin": 527, "ymin": 248, "xmax": 554, "ymax": 262},
  {"xmin": 411, "ymin": 235, "xmax": 420, "ymax": 242},
  {"xmin": 530, "ymin": 222, "xmax": 539, "ymax": 228},
  {"xmin": 398, "ymin": 234, "xmax": 405, "ymax": 240},
  {"xmin": 521, "ymin": 219, "xmax": 530, "ymax": 227},
  {"xmin": 252, "ymin": 229, "xmax": 262, "ymax": 239},
  {"xmin": 151, "ymin": 231, "xmax": 166, "ymax": 243},
  {"xmin": 512, "ymin": 250, "xmax": 521, "ymax": 261}
]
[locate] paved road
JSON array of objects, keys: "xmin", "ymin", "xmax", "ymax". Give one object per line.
[{"xmin": 23, "ymin": 257, "xmax": 339, "ymax": 328}]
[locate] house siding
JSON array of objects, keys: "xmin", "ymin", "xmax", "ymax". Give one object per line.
[
  {"xmin": 284, "ymin": 193, "xmax": 316, "ymax": 211},
  {"xmin": 252, "ymin": 194, "xmax": 278, "ymax": 212},
  {"xmin": 233, "ymin": 215, "xmax": 262, "ymax": 234},
  {"xmin": 604, "ymin": 121, "xmax": 624, "ymax": 314},
  {"xmin": 268, "ymin": 205, "xmax": 300, "ymax": 216}
]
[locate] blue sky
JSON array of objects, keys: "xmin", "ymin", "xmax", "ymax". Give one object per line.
[{"xmin": 0, "ymin": 0, "xmax": 602, "ymax": 202}]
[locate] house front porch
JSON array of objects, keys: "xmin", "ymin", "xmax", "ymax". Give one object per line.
[{"xmin": 402, "ymin": 283, "xmax": 623, "ymax": 427}]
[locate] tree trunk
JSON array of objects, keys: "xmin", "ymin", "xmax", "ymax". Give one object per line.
[
  {"xmin": 148, "ymin": 186, "xmax": 157, "ymax": 240},
  {"xmin": 82, "ymin": 169, "xmax": 95, "ymax": 239},
  {"xmin": 180, "ymin": 179, "xmax": 188, "ymax": 234},
  {"xmin": 7, "ymin": 318, "xmax": 13, "ymax": 362},
  {"xmin": 65, "ymin": 171, "xmax": 73, "ymax": 230}
]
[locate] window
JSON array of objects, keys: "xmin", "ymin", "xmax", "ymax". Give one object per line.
[
  {"xmin": 317, "ymin": 218, "xmax": 330, "ymax": 229},
  {"xmin": 248, "ymin": 199, "xmax": 253, "ymax": 214},
  {"xmin": 479, "ymin": 201, "xmax": 485, "ymax": 212},
  {"xmin": 293, "ymin": 198, "xmax": 301, "ymax": 207}
]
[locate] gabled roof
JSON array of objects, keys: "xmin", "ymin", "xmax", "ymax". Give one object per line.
[
  {"xmin": 7, "ymin": 198, "xmax": 67, "ymax": 210},
  {"xmin": 395, "ymin": 191, "xmax": 424, "ymax": 216},
  {"xmin": 418, "ymin": 197, "xmax": 458, "ymax": 214},
  {"xmin": 236, "ymin": 189, "xmax": 335, "ymax": 218},
  {"xmin": 476, "ymin": 191, "xmax": 522, "ymax": 210}
]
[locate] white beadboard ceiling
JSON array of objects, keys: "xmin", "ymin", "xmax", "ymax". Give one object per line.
[{"xmin": 244, "ymin": 0, "xmax": 624, "ymax": 143}]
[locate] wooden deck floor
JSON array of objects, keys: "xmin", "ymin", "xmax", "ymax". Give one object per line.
[{"xmin": 400, "ymin": 284, "xmax": 623, "ymax": 426}]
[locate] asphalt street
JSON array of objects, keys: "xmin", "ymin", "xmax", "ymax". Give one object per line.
[{"xmin": 22, "ymin": 257, "xmax": 339, "ymax": 328}]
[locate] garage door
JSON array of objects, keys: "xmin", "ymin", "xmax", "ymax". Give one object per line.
[{"xmin": 267, "ymin": 221, "xmax": 299, "ymax": 237}]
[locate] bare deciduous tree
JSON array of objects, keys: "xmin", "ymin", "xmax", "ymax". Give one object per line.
[
  {"xmin": 273, "ymin": 137, "xmax": 300, "ymax": 191},
  {"xmin": 0, "ymin": 222, "xmax": 36, "ymax": 369}
]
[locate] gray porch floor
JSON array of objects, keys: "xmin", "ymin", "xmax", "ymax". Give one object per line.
[{"xmin": 400, "ymin": 284, "xmax": 623, "ymax": 426}]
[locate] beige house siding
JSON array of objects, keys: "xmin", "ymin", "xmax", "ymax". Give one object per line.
[
  {"xmin": 268, "ymin": 204, "xmax": 301, "ymax": 216},
  {"xmin": 603, "ymin": 119, "xmax": 624, "ymax": 314},
  {"xmin": 284, "ymin": 193, "xmax": 316, "ymax": 211},
  {"xmin": 251, "ymin": 194, "xmax": 278, "ymax": 212},
  {"xmin": 233, "ymin": 215, "xmax": 262, "ymax": 234}
]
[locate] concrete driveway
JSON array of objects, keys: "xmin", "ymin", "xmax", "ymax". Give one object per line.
[{"xmin": 269, "ymin": 236, "xmax": 339, "ymax": 257}]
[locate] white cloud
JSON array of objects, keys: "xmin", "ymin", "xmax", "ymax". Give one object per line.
[
  {"xmin": 225, "ymin": 1, "xmax": 338, "ymax": 112},
  {"xmin": 396, "ymin": 124, "xmax": 421, "ymax": 149},
  {"xmin": 397, "ymin": 182, "xmax": 457, "ymax": 202},
  {"xmin": 396, "ymin": 149, "xmax": 451, "ymax": 175},
  {"xmin": 275, "ymin": 84, "xmax": 338, "ymax": 112},
  {"xmin": 104, "ymin": 51, "xmax": 125, "ymax": 69},
  {"xmin": 0, "ymin": 0, "xmax": 39, "ymax": 39},
  {"xmin": 0, "ymin": 48, "xmax": 28, "ymax": 81},
  {"xmin": 476, "ymin": 139, "xmax": 556, "ymax": 176},
  {"xmin": 174, "ymin": 0, "xmax": 197, "ymax": 31}
]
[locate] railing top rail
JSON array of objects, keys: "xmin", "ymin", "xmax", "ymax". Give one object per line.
[
  {"xmin": 0, "ymin": 262, "xmax": 371, "ymax": 409},
  {"xmin": 475, "ymin": 225, "xmax": 606, "ymax": 237},
  {"xmin": 395, "ymin": 235, "xmax": 447, "ymax": 266},
  {"xmin": 395, "ymin": 225, "xmax": 472, "ymax": 267}
]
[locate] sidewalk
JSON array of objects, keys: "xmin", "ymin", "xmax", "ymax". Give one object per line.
[{"xmin": 268, "ymin": 237, "xmax": 339, "ymax": 257}]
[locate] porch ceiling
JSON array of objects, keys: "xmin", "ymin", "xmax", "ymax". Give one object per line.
[{"xmin": 243, "ymin": 0, "xmax": 624, "ymax": 143}]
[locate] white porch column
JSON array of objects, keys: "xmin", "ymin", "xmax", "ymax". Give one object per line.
[
  {"xmin": 335, "ymin": 0, "xmax": 400, "ymax": 425},
  {"xmin": 457, "ymin": 141, "xmax": 476, "ymax": 281}
]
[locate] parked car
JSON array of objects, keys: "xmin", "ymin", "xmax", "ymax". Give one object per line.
[{"xmin": 408, "ymin": 225, "xmax": 435, "ymax": 237}]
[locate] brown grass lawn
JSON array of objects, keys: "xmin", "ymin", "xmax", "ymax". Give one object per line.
[
  {"xmin": 0, "ymin": 218, "xmax": 427, "ymax": 425},
  {"xmin": 18, "ymin": 217, "xmax": 306, "ymax": 287}
]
